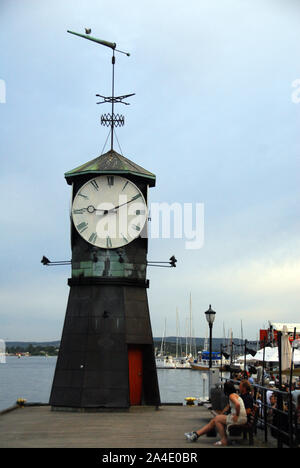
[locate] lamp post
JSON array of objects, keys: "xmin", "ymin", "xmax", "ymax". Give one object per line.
[{"xmin": 205, "ymin": 305, "xmax": 216, "ymax": 369}]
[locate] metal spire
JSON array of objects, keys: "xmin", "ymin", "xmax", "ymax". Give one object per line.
[{"xmin": 67, "ymin": 29, "xmax": 134, "ymax": 151}]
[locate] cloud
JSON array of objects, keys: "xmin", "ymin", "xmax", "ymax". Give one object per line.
[
  {"xmin": 0, "ymin": 272, "xmax": 68, "ymax": 341},
  {"xmin": 197, "ymin": 257, "xmax": 300, "ymax": 297}
]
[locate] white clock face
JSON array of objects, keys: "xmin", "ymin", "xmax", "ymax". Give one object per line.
[{"xmin": 71, "ymin": 175, "xmax": 147, "ymax": 249}]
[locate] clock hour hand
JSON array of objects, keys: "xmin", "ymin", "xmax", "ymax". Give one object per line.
[
  {"xmin": 74, "ymin": 206, "xmax": 108, "ymax": 214},
  {"xmin": 89, "ymin": 205, "xmax": 118, "ymax": 215}
]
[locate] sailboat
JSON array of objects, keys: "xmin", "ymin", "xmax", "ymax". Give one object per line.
[
  {"xmin": 173, "ymin": 299, "xmax": 194, "ymax": 369},
  {"xmin": 173, "ymin": 308, "xmax": 187, "ymax": 368},
  {"xmin": 155, "ymin": 318, "xmax": 176, "ymax": 369},
  {"xmin": 155, "ymin": 354, "xmax": 176, "ymax": 369}
]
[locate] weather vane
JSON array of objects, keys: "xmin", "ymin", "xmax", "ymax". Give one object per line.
[{"xmin": 67, "ymin": 29, "xmax": 135, "ymax": 151}]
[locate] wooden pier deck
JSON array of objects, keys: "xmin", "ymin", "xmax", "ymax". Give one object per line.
[{"xmin": 0, "ymin": 404, "xmax": 269, "ymax": 448}]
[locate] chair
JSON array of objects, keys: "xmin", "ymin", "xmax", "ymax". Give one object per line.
[{"xmin": 227, "ymin": 404, "xmax": 259, "ymax": 446}]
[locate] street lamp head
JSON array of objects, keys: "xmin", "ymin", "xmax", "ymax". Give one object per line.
[{"xmin": 205, "ymin": 304, "xmax": 216, "ymax": 325}]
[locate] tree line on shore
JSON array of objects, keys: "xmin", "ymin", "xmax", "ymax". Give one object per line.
[
  {"xmin": 6, "ymin": 344, "xmax": 59, "ymax": 356},
  {"xmin": 6, "ymin": 337, "xmax": 249, "ymax": 357}
]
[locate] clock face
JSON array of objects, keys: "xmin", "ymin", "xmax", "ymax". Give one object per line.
[{"xmin": 71, "ymin": 175, "xmax": 147, "ymax": 249}]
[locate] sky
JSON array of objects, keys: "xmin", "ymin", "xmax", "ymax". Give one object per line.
[{"xmin": 1, "ymin": 0, "xmax": 300, "ymax": 341}]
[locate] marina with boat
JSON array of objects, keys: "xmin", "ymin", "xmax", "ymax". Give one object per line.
[
  {"xmin": 1, "ymin": 321, "xmax": 300, "ymax": 448},
  {"xmin": 1, "ymin": 3, "xmax": 299, "ymax": 452}
]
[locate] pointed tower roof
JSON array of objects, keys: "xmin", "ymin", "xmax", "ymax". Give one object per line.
[{"xmin": 65, "ymin": 149, "xmax": 156, "ymax": 187}]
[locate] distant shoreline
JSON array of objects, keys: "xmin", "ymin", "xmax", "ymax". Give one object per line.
[{"xmin": 5, "ymin": 338, "xmax": 258, "ymax": 356}]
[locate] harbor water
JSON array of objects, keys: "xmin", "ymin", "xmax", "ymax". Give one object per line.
[{"xmin": 0, "ymin": 356, "xmax": 210, "ymax": 411}]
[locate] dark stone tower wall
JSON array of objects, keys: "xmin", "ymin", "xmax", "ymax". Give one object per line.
[{"xmin": 49, "ymin": 281, "xmax": 160, "ymax": 408}]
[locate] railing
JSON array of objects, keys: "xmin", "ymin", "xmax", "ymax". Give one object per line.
[
  {"xmin": 221, "ymin": 378, "xmax": 299, "ymax": 448},
  {"xmin": 252, "ymin": 383, "xmax": 298, "ymax": 448}
]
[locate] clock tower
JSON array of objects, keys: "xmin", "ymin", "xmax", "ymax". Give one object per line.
[
  {"xmin": 49, "ymin": 149, "xmax": 161, "ymax": 409},
  {"xmin": 49, "ymin": 30, "xmax": 160, "ymax": 410}
]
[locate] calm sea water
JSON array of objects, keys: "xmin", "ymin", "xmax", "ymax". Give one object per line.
[{"xmin": 0, "ymin": 356, "xmax": 209, "ymax": 410}]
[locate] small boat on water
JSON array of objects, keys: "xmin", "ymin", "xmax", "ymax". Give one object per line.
[
  {"xmin": 155, "ymin": 355, "xmax": 176, "ymax": 369},
  {"xmin": 155, "ymin": 354, "xmax": 193, "ymax": 369},
  {"xmin": 190, "ymin": 351, "xmax": 223, "ymax": 371},
  {"xmin": 173, "ymin": 356, "xmax": 192, "ymax": 369}
]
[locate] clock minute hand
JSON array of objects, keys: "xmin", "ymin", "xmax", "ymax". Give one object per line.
[{"xmin": 111, "ymin": 194, "xmax": 141, "ymax": 212}]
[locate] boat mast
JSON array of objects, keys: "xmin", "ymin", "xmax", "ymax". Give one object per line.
[
  {"xmin": 189, "ymin": 292, "xmax": 192, "ymax": 356},
  {"xmin": 185, "ymin": 317, "xmax": 188, "ymax": 356},
  {"xmin": 223, "ymin": 322, "xmax": 226, "ymax": 349},
  {"xmin": 230, "ymin": 329, "xmax": 233, "ymax": 365},
  {"xmin": 204, "ymin": 327, "xmax": 208, "ymax": 351},
  {"xmin": 176, "ymin": 308, "xmax": 179, "ymax": 358},
  {"xmin": 241, "ymin": 320, "xmax": 244, "ymax": 348},
  {"xmin": 192, "ymin": 325, "xmax": 196, "ymax": 357},
  {"xmin": 160, "ymin": 318, "xmax": 166, "ymax": 356}
]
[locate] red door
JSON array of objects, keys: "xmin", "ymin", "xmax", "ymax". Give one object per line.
[{"xmin": 128, "ymin": 346, "xmax": 143, "ymax": 405}]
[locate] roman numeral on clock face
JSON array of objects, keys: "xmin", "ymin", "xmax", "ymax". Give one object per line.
[
  {"xmin": 106, "ymin": 236, "xmax": 112, "ymax": 248},
  {"xmin": 78, "ymin": 193, "xmax": 89, "ymax": 200},
  {"xmin": 107, "ymin": 176, "xmax": 114, "ymax": 187},
  {"xmin": 90, "ymin": 180, "xmax": 99, "ymax": 191},
  {"xmin": 89, "ymin": 232, "xmax": 97, "ymax": 244},
  {"xmin": 77, "ymin": 222, "xmax": 88, "ymax": 233},
  {"xmin": 73, "ymin": 208, "xmax": 85, "ymax": 214},
  {"xmin": 122, "ymin": 181, "xmax": 129, "ymax": 191}
]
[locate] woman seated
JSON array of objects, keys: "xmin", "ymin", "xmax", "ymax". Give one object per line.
[{"xmin": 185, "ymin": 381, "xmax": 247, "ymax": 446}]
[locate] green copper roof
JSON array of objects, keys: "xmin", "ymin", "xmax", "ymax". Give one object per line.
[{"xmin": 65, "ymin": 150, "xmax": 156, "ymax": 186}]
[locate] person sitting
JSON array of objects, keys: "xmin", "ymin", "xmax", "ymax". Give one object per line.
[
  {"xmin": 184, "ymin": 381, "xmax": 247, "ymax": 446},
  {"xmin": 292, "ymin": 381, "xmax": 300, "ymax": 409},
  {"xmin": 239, "ymin": 380, "xmax": 254, "ymax": 419},
  {"xmin": 267, "ymin": 392, "xmax": 277, "ymax": 424},
  {"xmin": 270, "ymin": 391, "xmax": 289, "ymax": 443},
  {"xmin": 248, "ymin": 374, "xmax": 254, "ymax": 385}
]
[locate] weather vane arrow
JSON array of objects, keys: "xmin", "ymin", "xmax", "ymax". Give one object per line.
[{"xmin": 67, "ymin": 30, "xmax": 130, "ymax": 55}]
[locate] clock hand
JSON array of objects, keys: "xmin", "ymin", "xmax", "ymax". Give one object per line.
[
  {"xmin": 88, "ymin": 205, "xmax": 118, "ymax": 215},
  {"xmin": 76, "ymin": 206, "xmax": 107, "ymax": 214},
  {"xmin": 75, "ymin": 197, "xmax": 140, "ymax": 216},
  {"xmin": 106, "ymin": 195, "xmax": 141, "ymax": 212}
]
